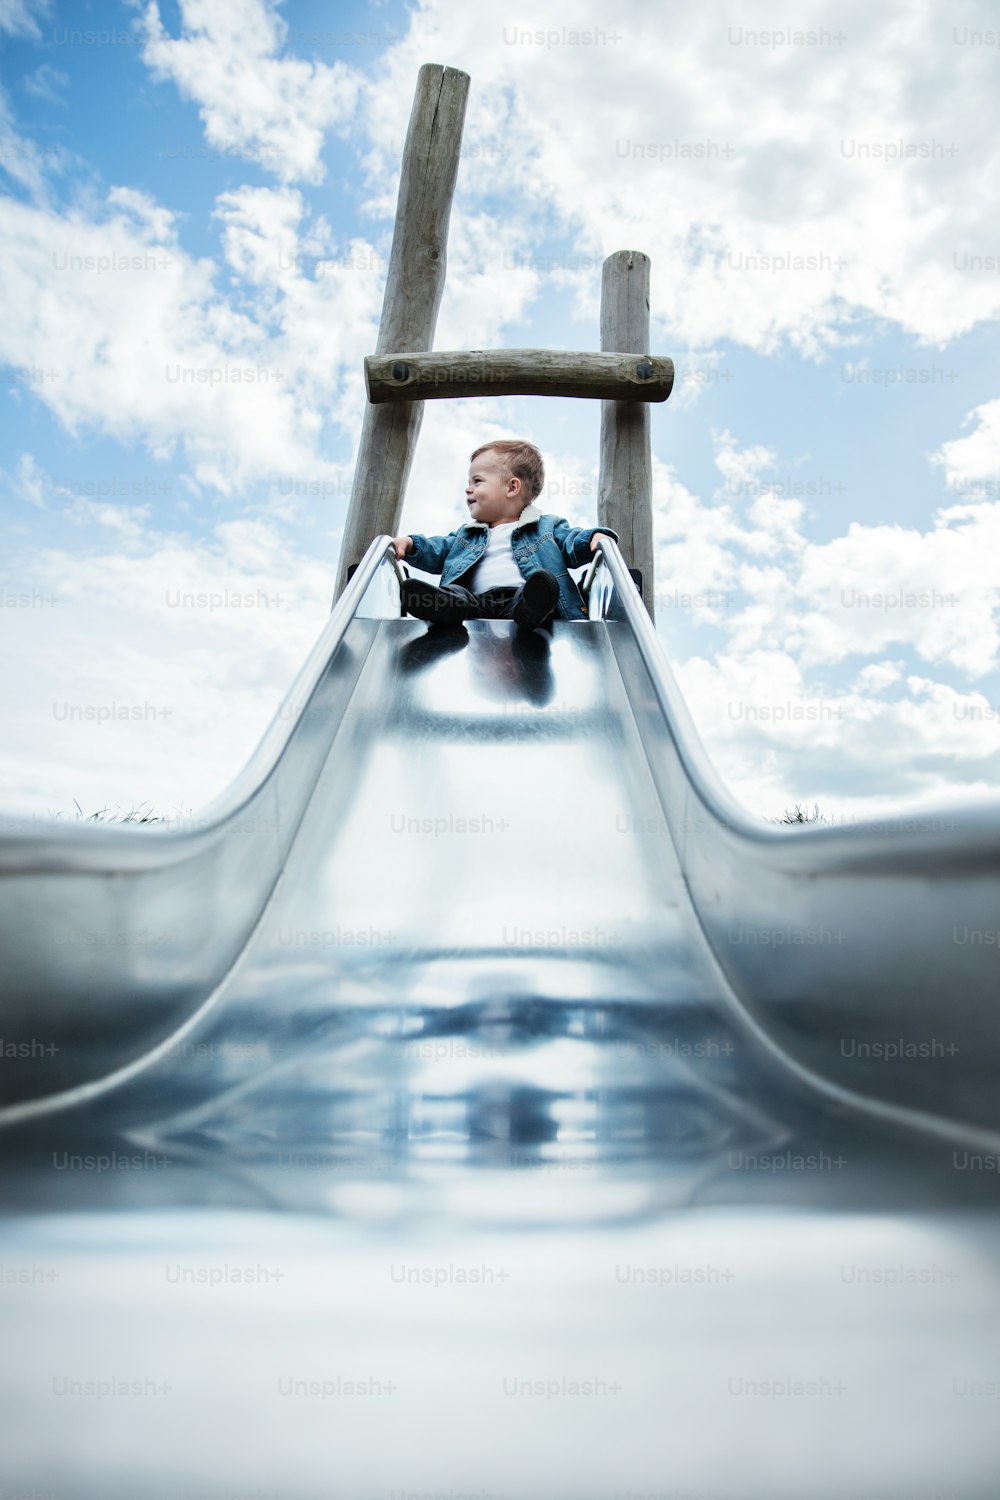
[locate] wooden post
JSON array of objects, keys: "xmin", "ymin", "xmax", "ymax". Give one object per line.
[
  {"xmin": 598, "ymin": 250, "xmax": 655, "ymax": 621},
  {"xmin": 332, "ymin": 64, "xmax": 470, "ymax": 601}
]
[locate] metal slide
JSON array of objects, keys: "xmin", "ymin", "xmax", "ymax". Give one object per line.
[{"xmin": 1, "ymin": 537, "xmax": 1000, "ymax": 1498}]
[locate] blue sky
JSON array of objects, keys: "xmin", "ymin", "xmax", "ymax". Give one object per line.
[{"xmin": 2, "ymin": 0, "xmax": 1000, "ymax": 823}]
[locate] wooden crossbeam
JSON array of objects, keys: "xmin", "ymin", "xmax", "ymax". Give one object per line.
[{"xmin": 365, "ymin": 349, "xmax": 674, "ymax": 404}]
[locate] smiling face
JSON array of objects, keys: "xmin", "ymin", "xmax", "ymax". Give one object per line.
[{"xmin": 465, "ymin": 448, "xmax": 528, "ymax": 527}]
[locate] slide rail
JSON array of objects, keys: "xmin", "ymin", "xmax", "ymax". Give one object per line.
[
  {"xmin": 0, "ymin": 536, "xmax": 403, "ymax": 1104},
  {"xmin": 587, "ymin": 535, "xmax": 1000, "ymax": 1133}
]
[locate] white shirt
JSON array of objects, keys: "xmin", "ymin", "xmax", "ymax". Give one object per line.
[{"xmin": 468, "ymin": 522, "xmax": 524, "ymax": 592}]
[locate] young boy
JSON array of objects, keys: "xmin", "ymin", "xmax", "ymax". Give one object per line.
[{"xmin": 393, "ymin": 440, "xmax": 618, "ymax": 630}]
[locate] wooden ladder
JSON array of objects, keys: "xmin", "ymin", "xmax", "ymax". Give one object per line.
[{"xmin": 333, "ymin": 64, "xmax": 673, "ymax": 621}]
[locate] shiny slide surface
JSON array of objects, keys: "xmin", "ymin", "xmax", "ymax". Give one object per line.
[{"xmin": 1, "ymin": 537, "xmax": 999, "ymax": 1498}]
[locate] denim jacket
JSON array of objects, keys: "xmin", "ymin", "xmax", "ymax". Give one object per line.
[{"xmin": 406, "ymin": 504, "xmax": 618, "ymax": 622}]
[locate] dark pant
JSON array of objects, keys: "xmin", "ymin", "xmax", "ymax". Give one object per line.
[
  {"xmin": 401, "ymin": 568, "xmax": 562, "ymax": 630},
  {"xmin": 439, "ymin": 584, "xmax": 519, "ymax": 619},
  {"xmin": 403, "ymin": 582, "xmax": 529, "ymax": 623}
]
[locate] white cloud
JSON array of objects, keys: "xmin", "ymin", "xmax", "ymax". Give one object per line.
[
  {"xmin": 0, "ymin": 183, "xmax": 381, "ymax": 495},
  {"xmin": 712, "ymin": 430, "xmax": 778, "ymax": 491},
  {"xmin": 932, "ymin": 398, "xmax": 1000, "ymax": 497},
  {"xmin": 676, "ymin": 647, "xmax": 1000, "ymax": 820},
  {"xmin": 744, "ymin": 492, "xmax": 808, "ymax": 557},
  {"xmin": 12, "ymin": 451, "xmax": 46, "ymax": 508},
  {"xmin": 0, "ymin": 489, "xmax": 332, "ymax": 816},
  {"xmin": 654, "ymin": 460, "xmax": 743, "ymax": 618},
  {"xmin": 645, "ymin": 420, "xmax": 1000, "ymax": 813},
  {"xmin": 652, "ymin": 427, "xmax": 1000, "ymax": 681},
  {"xmin": 22, "ymin": 63, "xmax": 67, "ymax": 105},
  {"xmin": 669, "ymin": 351, "xmax": 736, "ymax": 411},
  {"xmin": 432, "ymin": 207, "xmax": 544, "ymax": 352},
  {"xmin": 0, "ymin": 86, "xmax": 55, "ymax": 200},
  {"xmin": 852, "ymin": 660, "xmax": 904, "ymax": 694},
  {"xmin": 365, "ymin": 0, "xmax": 1000, "ymax": 351},
  {"xmin": 140, "ymin": 0, "xmax": 360, "ymax": 184},
  {"xmin": 0, "ymin": 0, "xmax": 47, "ymax": 39},
  {"xmin": 792, "ymin": 509, "xmax": 1000, "ymax": 676}
]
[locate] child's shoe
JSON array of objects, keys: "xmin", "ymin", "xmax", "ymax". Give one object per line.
[{"xmin": 512, "ymin": 569, "xmax": 559, "ymax": 631}]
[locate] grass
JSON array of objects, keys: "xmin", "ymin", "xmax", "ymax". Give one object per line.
[
  {"xmin": 766, "ymin": 802, "xmax": 831, "ymax": 826},
  {"xmin": 60, "ymin": 798, "xmax": 835, "ymax": 829},
  {"xmin": 72, "ymin": 799, "xmax": 162, "ymax": 825},
  {"xmin": 47, "ymin": 800, "xmax": 195, "ymax": 827}
]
